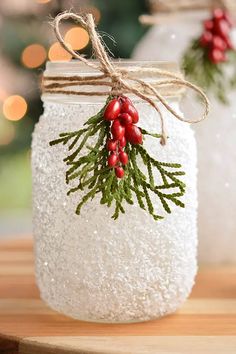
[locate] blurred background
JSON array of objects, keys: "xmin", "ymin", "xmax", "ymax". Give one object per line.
[{"xmin": 0, "ymin": 0, "xmax": 148, "ymax": 238}]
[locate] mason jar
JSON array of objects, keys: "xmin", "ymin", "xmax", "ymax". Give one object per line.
[
  {"xmin": 133, "ymin": 10, "xmax": 206, "ymax": 63},
  {"xmin": 32, "ymin": 60, "xmax": 198, "ymax": 323},
  {"xmin": 133, "ymin": 7, "xmax": 236, "ymax": 263}
]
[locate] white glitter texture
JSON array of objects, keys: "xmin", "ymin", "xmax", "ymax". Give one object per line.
[
  {"xmin": 32, "ymin": 96, "xmax": 197, "ymax": 323},
  {"xmin": 133, "ymin": 14, "xmax": 236, "ymax": 264},
  {"xmin": 132, "ymin": 11, "xmax": 206, "ymax": 63}
]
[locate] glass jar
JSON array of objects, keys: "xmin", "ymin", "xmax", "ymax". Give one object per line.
[
  {"xmin": 32, "ymin": 60, "xmax": 197, "ymax": 323},
  {"xmin": 133, "ymin": 11, "xmax": 236, "ymax": 264},
  {"xmin": 133, "ymin": 11, "xmax": 206, "ymax": 63}
]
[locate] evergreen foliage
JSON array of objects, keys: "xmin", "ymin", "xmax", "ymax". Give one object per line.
[
  {"xmin": 50, "ymin": 101, "xmax": 186, "ymax": 221},
  {"xmin": 182, "ymin": 39, "xmax": 236, "ymax": 104}
]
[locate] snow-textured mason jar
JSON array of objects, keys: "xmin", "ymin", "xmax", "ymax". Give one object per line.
[
  {"xmin": 32, "ymin": 60, "xmax": 198, "ymax": 323},
  {"xmin": 133, "ymin": 11, "xmax": 206, "ymax": 63},
  {"xmin": 134, "ymin": 10, "xmax": 236, "ymax": 264}
]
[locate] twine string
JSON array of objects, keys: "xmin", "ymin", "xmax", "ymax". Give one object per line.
[{"xmin": 45, "ymin": 12, "xmax": 210, "ymax": 145}]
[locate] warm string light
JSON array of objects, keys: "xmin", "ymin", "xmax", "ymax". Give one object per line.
[
  {"xmin": 3, "ymin": 95, "xmax": 27, "ymax": 121},
  {"xmin": 64, "ymin": 27, "xmax": 90, "ymax": 50},
  {"xmin": 48, "ymin": 42, "xmax": 72, "ymax": 61},
  {"xmin": 83, "ymin": 6, "xmax": 101, "ymax": 24},
  {"xmin": 90, "ymin": 6, "xmax": 101, "ymax": 24},
  {"xmin": 21, "ymin": 44, "xmax": 47, "ymax": 69},
  {"xmin": 48, "ymin": 25, "xmax": 90, "ymax": 62}
]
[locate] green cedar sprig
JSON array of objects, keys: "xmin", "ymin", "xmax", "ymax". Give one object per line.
[
  {"xmin": 182, "ymin": 39, "xmax": 236, "ymax": 104},
  {"xmin": 50, "ymin": 101, "xmax": 186, "ymax": 221}
]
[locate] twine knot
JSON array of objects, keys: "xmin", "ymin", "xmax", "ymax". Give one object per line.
[
  {"xmin": 109, "ymin": 70, "xmax": 123, "ymax": 80},
  {"xmin": 45, "ymin": 12, "xmax": 210, "ymax": 145},
  {"xmin": 109, "ymin": 70, "xmax": 124, "ymax": 90}
]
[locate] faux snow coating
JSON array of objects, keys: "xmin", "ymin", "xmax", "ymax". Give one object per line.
[{"xmin": 32, "ymin": 61, "xmax": 198, "ymax": 322}]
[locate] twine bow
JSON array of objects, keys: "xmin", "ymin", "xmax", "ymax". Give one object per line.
[{"xmin": 44, "ymin": 12, "xmax": 210, "ymax": 145}]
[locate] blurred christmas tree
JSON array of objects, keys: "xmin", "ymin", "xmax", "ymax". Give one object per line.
[{"xmin": 0, "ymin": 0, "xmax": 147, "ymax": 212}]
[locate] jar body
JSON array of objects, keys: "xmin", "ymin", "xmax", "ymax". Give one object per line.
[
  {"xmin": 32, "ymin": 63, "xmax": 198, "ymax": 323},
  {"xmin": 133, "ymin": 13, "xmax": 236, "ymax": 264}
]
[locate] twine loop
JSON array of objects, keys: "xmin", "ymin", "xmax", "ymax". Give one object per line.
[{"xmin": 44, "ymin": 12, "xmax": 210, "ymax": 145}]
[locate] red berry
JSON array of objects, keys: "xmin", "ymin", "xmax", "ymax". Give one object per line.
[
  {"xmin": 119, "ymin": 95, "xmax": 132, "ymax": 105},
  {"xmin": 118, "ymin": 113, "xmax": 133, "ymax": 125},
  {"xmin": 107, "ymin": 153, "xmax": 118, "ymax": 167},
  {"xmin": 213, "ymin": 8, "xmax": 224, "ymax": 20},
  {"xmin": 119, "ymin": 136, "xmax": 126, "ymax": 148},
  {"xmin": 200, "ymin": 31, "xmax": 213, "ymax": 47},
  {"xmin": 208, "ymin": 48, "xmax": 226, "ymax": 63},
  {"xmin": 125, "ymin": 124, "xmax": 143, "ymax": 145},
  {"xmin": 103, "ymin": 98, "xmax": 121, "ymax": 121},
  {"xmin": 212, "ymin": 35, "xmax": 227, "ymax": 51},
  {"xmin": 111, "ymin": 119, "xmax": 125, "ymax": 140},
  {"xmin": 115, "ymin": 166, "xmax": 125, "ymax": 179},
  {"xmin": 214, "ymin": 19, "xmax": 230, "ymax": 40},
  {"xmin": 204, "ymin": 20, "xmax": 214, "ymax": 31},
  {"xmin": 106, "ymin": 139, "xmax": 117, "ymax": 151},
  {"xmin": 119, "ymin": 151, "xmax": 129, "ymax": 165},
  {"xmin": 121, "ymin": 101, "xmax": 139, "ymax": 123}
]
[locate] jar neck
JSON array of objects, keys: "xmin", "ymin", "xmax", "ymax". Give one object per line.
[
  {"xmin": 44, "ymin": 60, "xmax": 180, "ymax": 77},
  {"xmin": 42, "ymin": 60, "xmax": 184, "ymax": 103}
]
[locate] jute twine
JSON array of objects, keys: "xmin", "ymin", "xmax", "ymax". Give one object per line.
[{"xmin": 42, "ymin": 12, "xmax": 209, "ymax": 145}]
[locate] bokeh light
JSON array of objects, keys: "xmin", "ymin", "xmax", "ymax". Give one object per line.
[
  {"xmin": 86, "ymin": 6, "xmax": 101, "ymax": 24},
  {"xmin": 21, "ymin": 44, "xmax": 47, "ymax": 69},
  {"xmin": 48, "ymin": 42, "xmax": 72, "ymax": 62},
  {"xmin": 3, "ymin": 95, "xmax": 27, "ymax": 121},
  {"xmin": 64, "ymin": 27, "xmax": 90, "ymax": 50},
  {"xmin": 0, "ymin": 119, "xmax": 15, "ymax": 146}
]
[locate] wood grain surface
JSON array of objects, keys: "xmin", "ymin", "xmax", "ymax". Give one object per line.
[{"xmin": 0, "ymin": 238, "xmax": 235, "ymax": 354}]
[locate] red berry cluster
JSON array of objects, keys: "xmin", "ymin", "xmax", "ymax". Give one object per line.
[
  {"xmin": 200, "ymin": 8, "xmax": 234, "ymax": 64},
  {"xmin": 103, "ymin": 96, "xmax": 143, "ymax": 179}
]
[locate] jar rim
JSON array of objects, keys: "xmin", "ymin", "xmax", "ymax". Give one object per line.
[{"xmin": 45, "ymin": 59, "xmax": 180, "ymax": 76}]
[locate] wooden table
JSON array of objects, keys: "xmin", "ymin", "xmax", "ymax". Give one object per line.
[{"xmin": 0, "ymin": 238, "xmax": 236, "ymax": 354}]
